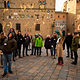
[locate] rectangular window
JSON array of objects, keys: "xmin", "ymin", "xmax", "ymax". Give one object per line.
[
  {"xmin": 35, "ymin": 24, "xmax": 40, "ymax": 31},
  {"xmin": 16, "ymin": 24, "xmax": 21, "ymax": 30}
]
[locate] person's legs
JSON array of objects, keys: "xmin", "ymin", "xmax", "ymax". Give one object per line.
[
  {"xmin": 60, "ymin": 57, "xmax": 64, "ymax": 64},
  {"xmin": 54, "ymin": 47, "xmax": 56, "ymax": 58},
  {"xmin": 19, "ymin": 45, "xmax": 21, "ymax": 58},
  {"xmin": 37, "ymin": 47, "xmax": 39, "ymax": 56},
  {"xmin": 8, "ymin": 54, "xmax": 13, "ymax": 72},
  {"xmin": 1, "ymin": 55, "xmax": 3, "ymax": 67},
  {"xmin": 51, "ymin": 48, "xmax": 53, "ymax": 56},
  {"xmin": 26, "ymin": 46, "xmax": 28, "ymax": 56},
  {"xmin": 23, "ymin": 45, "xmax": 25, "ymax": 57},
  {"xmin": 70, "ymin": 46, "xmax": 73, "ymax": 59},
  {"xmin": 3, "ymin": 54, "xmax": 7, "ymax": 73},
  {"xmin": 34, "ymin": 47, "xmax": 37, "ymax": 55},
  {"xmin": 66, "ymin": 45, "xmax": 69, "ymax": 57},
  {"xmin": 39, "ymin": 47, "xmax": 41, "ymax": 56},
  {"xmin": 31, "ymin": 46, "xmax": 33, "ymax": 55},
  {"xmin": 46, "ymin": 49, "xmax": 48, "ymax": 56},
  {"xmin": 57, "ymin": 57, "xmax": 60, "ymax": 64},
  {"xmin": 74, "ymin": 51, "xmax": 78, "ymax": 64}
]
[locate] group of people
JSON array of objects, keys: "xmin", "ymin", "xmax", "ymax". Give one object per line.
[{"xmin": 0, "ymin": 28, "xmax": 79, "ymax": 78}]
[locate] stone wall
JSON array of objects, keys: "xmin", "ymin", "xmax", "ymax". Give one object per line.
[{"xmin": 0, "ymin": 0, "xmax": 55, "ymax": 38}]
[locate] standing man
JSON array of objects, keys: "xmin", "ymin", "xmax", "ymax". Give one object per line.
[
  {"xmin": 17, "ymin": 31, "xmax": 23, "ymax": 58},
  {"xmin": 23, "ymin": 33, "xmax": 30, "ymax": 56},
  {"xmin": 71, "ymin": 33, "xmax": 79, "ymax": 65},
  {"xmin": 1, "ymin": 33, "xmax": 17, "ymax": 77},
  {"xmin": 64, "ymin": 33, "xmax": 73, "ymax": 58},
  {"xmin": 35, "ymin": 35, "xmax": 43, "ymax": 56}
]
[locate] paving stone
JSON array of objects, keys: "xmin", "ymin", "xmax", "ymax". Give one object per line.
[{"xmin": 0, "ymin": 46, "xmax": 80, "ymax": 80}]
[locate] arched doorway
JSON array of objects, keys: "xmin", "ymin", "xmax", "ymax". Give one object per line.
[{"xmin": 0, "ymin": 23, "xmax": 3, "ymax": 33}]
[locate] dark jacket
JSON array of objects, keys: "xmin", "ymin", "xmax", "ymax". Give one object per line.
[
  {"xmin": 8, "ymin": 28, "xmax": 17, "ymax": 40},
  {"xmin": 44, "ymin": 37, "xmax": 51, "ymax": 49},
  {"xmin": 23, "ymin": 35, "xmax": 31, "ymax": 46},
  {"xmin": 17, "ymin": 34, "xmax": 24, "ymax": 46},
  {"xmin": 64, "ymin": 35, "xmax": 73, "ymax": 46},
  {"xmin": 0, "ymin": 38, "xmax": 17, "ymax": 54},
  {"xmin": 51, "ymin": 37, "xmax": 57, "ymax": 48}
]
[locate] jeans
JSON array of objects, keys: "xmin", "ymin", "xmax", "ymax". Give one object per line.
[
  {"xmin": 35, "ymin": 47, "xmax": 41, "ymax": 56},
  {"xmin": 3, "ymin": 54, "xmax": 12, "ymax": 73},
  {"xmin": 1, "ymin": 55, "xmax": 3, "ymax": 66},
  {"xmin": 51, "ymin": 47, "xmax": 56, "ymax": 56},
  {"xmin": 67, "ymin": 45, "xmax": 73, "ymax": 58}
]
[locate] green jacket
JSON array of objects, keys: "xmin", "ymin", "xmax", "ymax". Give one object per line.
[
  {"xmin": 35, "ymin": 37, "xmax": 43, "ymax": 47},
  {"xmin": 71, "ymin": 36, "xmax": 79, "ymax": 52}
]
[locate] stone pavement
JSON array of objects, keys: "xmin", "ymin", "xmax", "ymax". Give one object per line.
[{"xmin": 0, "ymin": 47, "xmax": 80, "ymax": 80}]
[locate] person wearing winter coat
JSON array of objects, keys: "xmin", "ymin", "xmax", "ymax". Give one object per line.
[
  {"xmin": 0, "ymin": 33, "xmax": 17, "ymax": 77},
  {"xmin": 51, "ymin": 33, "xmax": 57, "ymax": 58},
  {"xmin": 23, "ymin": 33, "xmax": 30, "ymax": 56},
  {"xmin": 71, "ymin": 33, "xmax": 79, "ymax": 65},
  {"xmin": 35, "ymin": 35, "xmax": 43, "ymax": 56},
  {"xmin": 56, "ymin": 29, "xmax": 64, "ymax": 65},
  {"xmin": 31, "ymin": 36, "xmax": 36, "ymax": 55},
  {"xmin": 44, "ymin": 35, "xmax": 51, "ymax": 56},
  {"xmin": 17, "ymin": 31, "xmax": 24, "ymax": 58},
  {"xmin": 8, "ymin": 28, "xmax": 17, "ymax": 61},
  {"xmin": 64, "ymin": 32, "xmax": 73, "ymax": 58},
  {"xmin": 0, "ymin": 32, "xmax": 6, "ymax": 68}
]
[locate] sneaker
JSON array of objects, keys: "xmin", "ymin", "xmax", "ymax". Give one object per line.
[
  {"xmin": 8, "ymin": 71, "xmax": 13, "ymax": 74},
  {"xmin": 71, "ymin": 62, "xmax": 77, "ymax": 65},
  {"xmin": 2, "ymin": 72, "xmax": 7, "ymax": 78},
  {"xmin": 60, "ymin": 63, "xmax": 63, "ymax": 65},
  {"xmin": 57, "ymin": 62, "xmax": 59, "ymax": 65}
]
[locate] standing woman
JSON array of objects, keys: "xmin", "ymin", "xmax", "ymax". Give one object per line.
[
  {"xmin": 8, "ymin": 28, "xmax": 17, "ymax": 61},
  {"xmin": 56, "ymin": 29, "xmax": 64, "ymax": 65},
  {"xmin": 44, "ymin": 35, "xmax": 51, "ymax": 56},
  {"xmin": 17, "ymin": 31, "xmax": 24, "ymax": 58},
  {"xmin": 71, "ymin": 33, "xmax": 79, "ymax": 65}
]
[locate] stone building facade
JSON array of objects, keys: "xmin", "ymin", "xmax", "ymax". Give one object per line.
[
  {"xmin": 0, "ymin": 0, "xmax": 55, "ymax": 38},
  {"xmin": 62, "ymin": 0, "xmax": 80, "ymax": 33},
  {"xmin": 55, "ymin": 11, "xmax": 67, "ymax": 33}
]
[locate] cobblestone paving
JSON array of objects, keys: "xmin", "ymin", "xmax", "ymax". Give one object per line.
[{"xmin": 0, "ymin": 47, "xmax": 80, "ymax": 80}]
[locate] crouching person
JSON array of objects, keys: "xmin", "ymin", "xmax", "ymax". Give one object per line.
[
  {"xmin": 1, "ymin": 33, "xmax": 17, "ymax": 77},
  {"xmin": 56, "ymin": 30, "xmax": 64, "ymax": 65}
]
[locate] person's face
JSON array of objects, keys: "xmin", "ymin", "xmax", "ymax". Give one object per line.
[
  {"xmin": 68, "ymin": 33, "xmax": 70, "ymax": 35},
  {"xmin": 39, "ymin": 36, "xmax": 40, "ymax": 38},
  {"xmin": 11, "ymin": 29, "xmax": 13, "ymax": 32},
  {"xmin": 18, "ymin": 32, "xmax": 21, "ymax": 34},
  {"xmin": 9, "ymin": 33, "xmax": 12, "ymax": 38}
]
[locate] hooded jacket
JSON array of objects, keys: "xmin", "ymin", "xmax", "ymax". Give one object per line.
[{"xmin": 0, "ymin": 37, "xmax": 17, "ymax": 54}]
